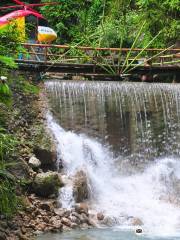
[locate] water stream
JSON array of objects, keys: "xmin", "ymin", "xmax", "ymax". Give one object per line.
[{"xmin": 41, "ymin": 81, "xmax": 180, "ymax": 239}]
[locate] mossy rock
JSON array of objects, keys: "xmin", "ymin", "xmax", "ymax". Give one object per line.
[
  {"xmin": 32, "ymin": 125, "xmax": 57, "ymax": 169},
  {"xmin": 32, "ymin": 171, "xmax": 63, "ymax": 198}
]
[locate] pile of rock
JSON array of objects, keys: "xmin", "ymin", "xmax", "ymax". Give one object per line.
[{"xmin": 5, "ymin": 195, "xmax": 96, "ymax": 239}]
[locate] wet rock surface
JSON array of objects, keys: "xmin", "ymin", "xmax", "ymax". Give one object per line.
[
  {"xmin": 130, "ymin": 217, "xmax": 144, "ymax": 226},
  {"xmin": 73, "ymin": 170, "xmax": 89, "ymax": 203},
  {"xmin": 32, "ymin": 171, "xmax": 63, "ymax": 198},
  {"xmin": 2, "ymin": 195, "xmax": 95, "ymax": 239},
  {"xmin": 97, "ymin": 212, "xmax": 104, "ymax": 221},
  {"xmin": 33, "ymin": 147, "xmax": 57, "ymax": 171}
]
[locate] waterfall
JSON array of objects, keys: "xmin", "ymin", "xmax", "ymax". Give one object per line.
[{"xmin": 46, "ymin": 81, "xmax": 180, "ymax": 237}]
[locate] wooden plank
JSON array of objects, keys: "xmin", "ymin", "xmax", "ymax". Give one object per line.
[
  {"xmin": 16, "ymin": 60, "xmax": 180, "ymax": 76},
  {"xmin": 22, "ymin": 43, "xmax": 180, "ymax": 52}
]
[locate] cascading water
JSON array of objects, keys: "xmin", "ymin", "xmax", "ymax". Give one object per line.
[{"xmin": 45, "ymin": 81, "xmax": 180, "ymax": 237}]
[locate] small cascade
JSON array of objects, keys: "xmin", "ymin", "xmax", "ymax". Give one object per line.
[
  {"xmin": 46, "ymin": 81, "xmax": 180, "ymax": 237},
  {"xmin": 46, "ymin": 81, "xmax": 180, "ymax": 158}
]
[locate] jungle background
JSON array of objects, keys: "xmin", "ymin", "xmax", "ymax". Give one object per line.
[{"xmin": 0, "ymin": 0, "xmax": 179, "ymax": 48}]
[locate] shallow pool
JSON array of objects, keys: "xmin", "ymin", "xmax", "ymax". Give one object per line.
[{"xmin": 36, "ymin": 228, "xmax": 180, "ymax": 240}]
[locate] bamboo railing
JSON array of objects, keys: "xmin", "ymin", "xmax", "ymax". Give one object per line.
[{"xmin": 16, "ymin": 43, "xmax": 180, "ymax": 74}]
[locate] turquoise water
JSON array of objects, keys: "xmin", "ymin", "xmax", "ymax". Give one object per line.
[{"xmin": 37, "ymin": 228, "xmax": 180, "ymax": 240}]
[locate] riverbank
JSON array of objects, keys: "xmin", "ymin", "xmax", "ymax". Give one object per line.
[{"xmin": 0, "ymin": 72, "xmax": 98, "ymax": 240}]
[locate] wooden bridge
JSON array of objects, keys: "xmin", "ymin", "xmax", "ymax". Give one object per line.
[{"xmin": 16, "ymin": 43, "xmax": 180, "ymax": 80}]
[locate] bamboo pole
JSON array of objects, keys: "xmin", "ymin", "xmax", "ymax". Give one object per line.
[
  {"xmin": 22, "ymin": 43, "xmax": 180, "ymax": 52},
  {"xmin": 122, "ymin": 31, "xmax": 162, "ymax": 74},
  {"xmin": 125, "ymin": 45, "xmax": 175, "ymax": 73}
]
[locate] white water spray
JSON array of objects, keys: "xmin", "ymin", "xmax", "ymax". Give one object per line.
[{"xmin": 47, "ymin": 111, "xmax": 180, "ymax": 237}]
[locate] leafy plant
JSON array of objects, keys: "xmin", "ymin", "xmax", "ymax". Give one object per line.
[
  {"xmin": 0, "ymin": 178, "xmax": 17, "ymax": 217},
  {"xmin": 0, "ymin": 128, "xmax": 18, "ymax": 217},
  {"xmin": 0, "ymin": 22, "xmax": 25, "ymax": 71}
]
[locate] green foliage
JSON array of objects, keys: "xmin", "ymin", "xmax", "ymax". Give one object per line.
[
  {"xmin": 41, "ymin": 0, "xmax": 82, "ymax": 43},
  {"xmin": 0, "ymin": 104, "xmax": 8, "ymax": 128},
  {"xmin": 0, "ymin": 12, "xmax": 38, "ymax": 218},
  {"xmin": 0, "ymin": 81, "xmax": 12, "ymax": 106},
  {"xmin": 0, "ymin": 128, "xmax": 18, "ymax": 217},
  {"xmin": 11, "ymin": 75, "xmax": 39, "ymax": 95},
  {"xmin": 0, "ymin": 25, "xmax": 20, "ymax": 106},
  {"xmin": 23, "ymin": 82, "xmax": 39, "ymax": 94},
  {"xmin": 0, "ymin": 128, "xmax": 17, "ymax": 163},
  {"xmin": 0, "ymin": 179, "xmax": 17, "ymax": 217},
  {"xmin": 0, "ymin": 24, "xmax": 23, "ymax": 67},
  {"xmin": 41, "ymin": 0, "xmax": 179, "ymax": 48},
  {"xmin": 135, "ymin": 0, "xmax": 180, "ymax": 47},
  {"xmin": 16, "ymin": 80, "xmax": 39, "ymax": 95},
  {"xmin": 0, "ymin": 56, "xmax": 17, "ymax": 69},
  {"xmin": 0, "ymin": 83, "xmax": 10, "ymax": 96},
  {"xmin": 0, "ymin": 25, "xmax": 21, "ymax": 55}
]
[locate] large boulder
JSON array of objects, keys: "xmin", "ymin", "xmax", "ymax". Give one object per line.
[
  {"xmin": 33, "ymin": 125, "xmax": 57, "ymax": 171},
  {"xmin": 34, "ymin": 147, "xmax": 57, "ymax": 170},
  {"xmin": 32, "ymin": 171, "xmax": 63, "ymax": 197},
  {"xmin": 73, "ymin": 170, "xmax": 89, "ymax": 203}
]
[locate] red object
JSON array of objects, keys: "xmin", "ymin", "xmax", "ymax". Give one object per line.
[
  {"xmin": 0, "ymin": 2, "xmax": 59, "ymax": 10},
  {"xmin": 0, "ymin": 0, "xmax": 60, "ymax": 30},
  {"xmin": 11, "ymin": 0, "xmax": 37, "ymax": 13},
  {"xmin": 12, "ymin": 0, "xmax": 26, "ymax": 5},
  {"xmin": 0, "ymin": 9, "xmax": 44, "ymax": 23}
]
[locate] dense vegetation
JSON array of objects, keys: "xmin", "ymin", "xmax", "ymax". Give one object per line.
[
  {"xmin": 41, "ymin": 0, "xmax": 180, "ymax": 48},
  {"xmin": 0, "ymin": 25, "xmax": 20, "ymax": 217}
]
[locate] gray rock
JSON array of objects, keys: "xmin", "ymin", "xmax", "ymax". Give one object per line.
[
  {"xmin": 71, "ymin": 211, "xmax": 82, "ymax": 220},
  {"xmin": 33, "ymin": 129, "xmax": 57, "ymax": 171},
  {"xmin": 40, "ymin": 201, "xmax": 53, "ymax": 211},
  {"xmin": 73, "ymin": 170, "xmax": 89, "ymax": 203},
  {"xmin": 101, "ymin": 216, "xmax": 115, "ymax": 226},
  {"xmin": 32, "ymin": 171, "xmax": 63, "ymax": 197},
  {"xmin": 53, "ymin": 220, "xmax": 62, "ymax": 230},
  {"xmin": 80, "ymin": 213, "xmax": 89, "ymax": 224},
  {"xmin": 88, "ymin": 219, "xmax": 97, "ymax": 227},
  {"xmin": 69, "ymin": 216, "xmax": 78, "ymax": 223},
  {"xmin": 130, "ymin": 217, "xmax": 143, "ymax": 226},
  {"xmin": 74, "ymin": 203, "xmax": 89, "ymax": 214},
  {"xmin": 54, "ymin": 208, "xmax": 70, "ymax": 218},
  {"xmin": 29, "ymin": 156, "xmax": 41, "ymax": 169},
  {"xmin": 70, "ymin": 223, "xmax": 78, "ymax": 229},
  {"xmin": 70, "ymin": 214, "xmax": 81, "ymax": 225},
  {"xmin": 62, "ymin": 225, "xmax": 71, "ymax": 231},
  {"xmin": 64, "ymin": 210, "xmax": 71, "ymax": 218},
  {"xmin": 0, "ymin": 232, "xmax": 7, "ymax": 240},
  {"xmin": 97, "ymin": 212, "xmax": 104, "ymax": 221},
  {"xmin": 61, "ymin": 217, "xmax": 72, "ymax": 227},
  {"xmin": 81, "ymin": 223, "xmax": 89, "ymax": 229},
  {"xmin": 34, "ymin": 147, "xmax": 56, "ymax": 169},
  {"xmin": 54, "ymin": 208, "xmax": 66, "ymax": 217},
  {"xmin": 50, "ymin": 216, "xmax": 60, "ymax": 224}
]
